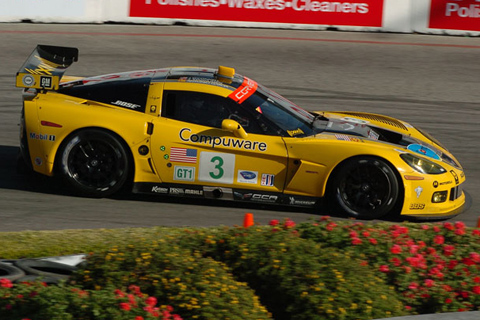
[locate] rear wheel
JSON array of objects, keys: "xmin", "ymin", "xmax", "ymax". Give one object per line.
[
  {"xmin": 59, "ymin": 129, "xmax": 130, "ymax": 197},
  {"xmin": 328, "ymin": 157, "xmax": 399, "ymax": 219}
]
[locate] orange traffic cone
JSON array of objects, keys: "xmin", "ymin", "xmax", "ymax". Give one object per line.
[{"xmin": 243, "ymin": 213, "xmax": 254, "ymax": 228}]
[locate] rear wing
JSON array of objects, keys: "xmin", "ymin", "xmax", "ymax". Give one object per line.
[{"xmin": 16, "ymin": 45, "xmax": 78, "ymax": 91}]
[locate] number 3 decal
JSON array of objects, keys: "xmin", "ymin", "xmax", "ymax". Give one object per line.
[
  {"xmin": 209, "ymin": 156, "xmax": 224, "ymax": 179},
  {"xmin": 199, "ymin": 152, "xmax": 235, "ymax": 184}
]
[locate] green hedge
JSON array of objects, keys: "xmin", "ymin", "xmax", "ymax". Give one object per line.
[{"xmin": 1, "ymin": 217, "xmax": 480, "ymax": 320}]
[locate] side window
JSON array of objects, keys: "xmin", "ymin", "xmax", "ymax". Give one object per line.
[{"xmin": 162, "ymin": 90, "xmax": 266, "ymax": 134}]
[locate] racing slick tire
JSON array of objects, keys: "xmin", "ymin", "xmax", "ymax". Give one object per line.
[
  {"xmin": 58, "ymin": 129, "xmax": 130, "ymax": 198},
  {"xmin": 328, "ymin": 156, "xmax": 400, "ymax": 220}
]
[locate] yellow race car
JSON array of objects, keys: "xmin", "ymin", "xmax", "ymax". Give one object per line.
[{"xmin": 16, "ymin": 45, "xmax": 466, "ymax": 219}]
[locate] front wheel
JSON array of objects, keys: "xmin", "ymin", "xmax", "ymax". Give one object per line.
[
  {"xmin": 328, "ymin": 157, "xmax": 399, "ymax": 219},
  {"xmin": 58, "ymin": 129, "xmax": 130, "ymax": 197}
]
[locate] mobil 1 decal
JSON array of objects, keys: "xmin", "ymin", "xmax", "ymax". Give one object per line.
[{"xmin": 198, "ymin": 152, "xmax": 235, "ymax": 184}]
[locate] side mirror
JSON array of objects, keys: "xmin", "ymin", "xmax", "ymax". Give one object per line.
[{"xmin": 222, "ymin": 119, "xmax": 248, "ymax": 139}]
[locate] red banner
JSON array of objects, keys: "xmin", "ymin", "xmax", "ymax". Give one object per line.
[
  {"xmin": 429, "ymin": 0, "xmax": 480, "ymax": 31},
  {"xmin": 129, "ymin": 0, "xmax": 384, "ymax": 27}
]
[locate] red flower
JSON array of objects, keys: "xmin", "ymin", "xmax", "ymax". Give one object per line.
[
  {"xmin": 391, "ymin": 257, "xmax": 402, "ymax": 267},
  {"xmin": 474, "ymin": 276, "xmax": 480, "ymax": 283},
  {"xmin": 455, "ymin": 228, "xmax": 466, "ymax": 236},
  {"xmin": 443, "ymin": 222, "xmax": 454, "ymax": 230},
  {"xmin": 454, "ymin": 221, "xmax": 466, "ymax": 229},
  {"xmin": 351, "ymin": 237, "xmax": 362, "ymax": 245},
  {"xmin": 424, "ymin": 279, "xmax": 435, "ymax": 287},
  {"xmin": 421, "ymin": 225, "xmax": 430, "ymax": 230},
  {"xmin": 443, "ymin": 245, "xmax": 455, "ymax": 256},
  {"xmin": 349, "ymin": 231, "xmax": 358, "ymax": 238},
  {"xmin": 369, "ymin": 238, "xmax": 378, "ymax": 245},
  {"xmin": 391, "ymin": 245, "xmax": 402, "ymax": 254},
  {"xmin": 433, "ymin": 225, "xmax": 441, "ymax": 233},
  {"xmin": 269, "ymin": 219, "xmax": 279, "ymax": 226},
  {"xmin": 470, "ymin": 252, "xmax": 480, "ymax": 263},
  {"xmin": 408, "ymin": 282, "xmax": 419, "ymax": 290},
  {"xmin": 119, "ymin": 302, "xmax": 131, "ymax": 311},
  {"xmin": 0, "ymin": 278, "xmax": 13, "ymax": 288},
  {"xmin": 379, "ymin": 265, "xmax": 389, "ymax": 273},
  {"xmin": 434, "ymin": 235, "xmax": 444, "ymax": 245},
  {"xmin": 284, "ymin": 219, "xmax": 295, "ymax": 228},
  {"xmin": 362, "ymin": 231, "xmax": 370, "ymax": 237},
  {"xmin": 135, "ymin": 317, "xmax": 144, "ymax": 320},
  {"xmin": 146, "ymin": 296, "xmax": 157, "ymax": 307},
  {"xmin": 472, "ymin": 229, "xmax": 480, "ymax": 236},
  {"xmin": 445, "ymin": 298, "xmax": 453, "ymax": 304},
  {"xmin": 472, "ymin": 286, "xmax": 480, "ymax": 295},
  {"xmin": 326, "ymin": 222, "xmax": 337, "ymax": 231},
  {"xmin": 409, "ymin": 245, "xmax": 419, "ymax": 254}
]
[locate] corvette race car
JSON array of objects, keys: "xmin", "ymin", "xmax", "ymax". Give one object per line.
[{"xmin": 15, "ymin": 45, "xmax": 466, "ymax": 219}]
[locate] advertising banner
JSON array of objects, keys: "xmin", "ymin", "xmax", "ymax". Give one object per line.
[
  {"xmin": 429, "ymin": 0, "xmax": 480, "ymax": 31},
  {"xmin": 129, "ymin": 0, "xmax": 384, "ymax": 27},
  {"xmin": 0, "ymin": 0, "xmax": 85, "ymax": 17}
]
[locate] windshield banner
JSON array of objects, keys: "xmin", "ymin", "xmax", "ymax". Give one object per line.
[
  {"xmin": 429, "ymin": 0, "xmax": 480, "ymax": 31},
  {"xmin": 129, "ymin": 0, "xmax": 384, "ymax": 27}
]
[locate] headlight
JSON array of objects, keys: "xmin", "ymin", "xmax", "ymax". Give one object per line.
[{"xmin": 400, "ymin": 153, "xmax": 446, "ymax": 174}]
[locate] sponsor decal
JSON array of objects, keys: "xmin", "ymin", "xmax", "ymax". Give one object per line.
[
  {"xmin": 130, "ymin": 0, "xmax": 384, "ymax": 27},
  {"xmin": 415, "ymin": 186, "xmax": 423, "ymax": 198},
  {"xmin": 450, "ymin": 170, "xmax": 459, "ymax": 184},
  {"xmin": 185, "ymin": 189, "xmax": 203, "ymax": 196},
  {"xmin": 180, "ymin": 77, "xmax": 232, "ymax": 89},
  {"xmin": 111, "ymin": 100, "xmax": 142, "ymax": 109},
  {"xmin": 35, "ymin": 157, "xmax": 43, "ymax": 166},
  {"xmin": 407, "ymin": 144, "xmax": 441, "ymax": 161},
  {"xmin": 29, "ymin": 132, "xmax": 56, "ymax": 141},
  {"xmin": 22, "ymin": 74, "xmax": 35, "ymax": 86},
  {"xmin": 179, "ymin": 128, "xmax": 267, "ymax": 151},
  {"xmin": 335, "ymin": 134, "xmax": 363, "ymax": 142},
  {"xmin": 228, "ymin": 77, "xmax": 258, "ymax": 103},
  {"xmin": 151, "ymin": 186, "xmax": 169, "ymax": 193},
  {"xmin": 410, "ymin": 203, "xmax": 426, "ymax": 210},
  {"xmin": 261, "ymin": 174, "xmax": 275, "ymax": 186},
  {"xmin": 368, "ymin": 130, "xmax": 379, "ymax": 140},
  {"xmin": 434, "ymin": 180, "xmax": 453, "ymax": 188},
  {"xmin": 174, "ymin": 166, "xmax": 196, "ymax": 181},
  {"xmin": 289, "ymin": 197, "xmax": 316, "ymax": 206},
  {"xmin": 341, "ymin": 117, "xmax": 369, "ymax": 124},
  {"xmin": 433, "ymin": 181, "xmax": 439, "ymax": 188},
  {"xmin": 40, "ymin": 76, "xmax": 53, "ymax": 89},
  {"xmin": 170, "ymin": 147, "xmax": 198, "ymax": 163},
  {"xmin": 169, "ymin": 187, "xmax": 185, "ymax": 195},
  {"xmin": 234, "ymin": 192, "xmax": 278, "ymax": 202},
  {"xmin": 287, "ymin": 128, "xmax": 304, "ymax": 137},
  {"xmin": 429, "ymin": 0, "xmax": 480, "ymax": 32},
  {"xmin": 150, "ymin": 105, "xmax": 157, "ymax": 113},
  {"xmin": 237, "ymin": 170, "xmax": 258, "ymax": 184}
]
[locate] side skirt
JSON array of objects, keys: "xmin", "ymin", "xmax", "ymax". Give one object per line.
[{"xmin": 133, "ymin": 182, "xmax": 319, "ymax": 208}]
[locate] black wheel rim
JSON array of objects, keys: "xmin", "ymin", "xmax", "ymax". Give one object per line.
[
  {"xmin": 338, "ymin": 161, "xmax": 393, "ymax": 215},
  {"xmin": 67, "ymin": 138, "xmax": 126, "ymax": 191}
]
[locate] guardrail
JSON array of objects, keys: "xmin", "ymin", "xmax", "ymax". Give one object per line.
[{"xmin": 0, "ymin": 0, "xmax": 479, "ymax": 36}]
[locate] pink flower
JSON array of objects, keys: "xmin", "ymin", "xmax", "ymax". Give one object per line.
[
  {"xmin": 421, "ymin": 225, "xmax": 430, "ymax": 230},
  {"xmin": 379, "ymin": 265, "xmax": 389, "ymax": 273},
  {"xmin": 269, "ymin": 219, "xmax": 279, "ymax": 226},
  {"xmin": 409, "ymin": 245, "xmax": 419, "ymax": 254},
  {"xmin": 391, "ymin": 244, "xmax": 402, "ymax": 254}
]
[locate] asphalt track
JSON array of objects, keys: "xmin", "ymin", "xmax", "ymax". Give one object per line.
[{"xmin": 0, "ymin": 23, "xmax": 479, "ymax": 232}]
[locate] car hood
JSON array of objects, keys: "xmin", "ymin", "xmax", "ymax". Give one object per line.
[{"xmin": 317, "ymin": 111, "xmax": 463, "ymax": 170}]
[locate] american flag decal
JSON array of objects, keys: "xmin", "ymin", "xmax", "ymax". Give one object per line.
[{"xmin": 170, "ymin": 147, "xmax": 197, "ymax": 164}]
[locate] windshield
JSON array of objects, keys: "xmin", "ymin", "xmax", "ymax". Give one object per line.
[{"xmin": 242, "ymin": 82, "xmax": 327, "ymax": 137}]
